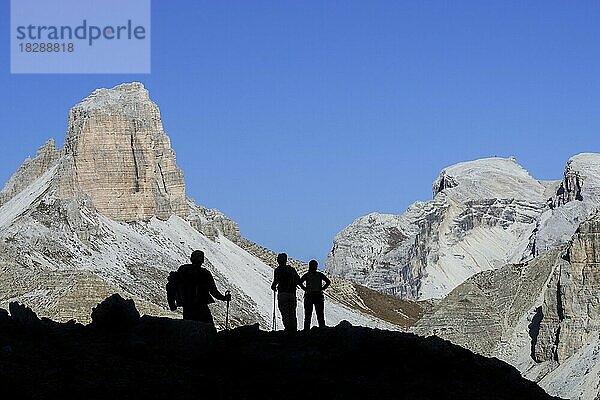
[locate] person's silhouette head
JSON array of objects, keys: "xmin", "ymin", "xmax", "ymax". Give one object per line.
[
  {"xmin": 191, "ymin": 250, "xmax": 205, "ymax": 265},
  {"xmin": 309, "ymin": 260, "xmax": 318, "ymax": 272},
  {"xmin": 277, "ymin": 253, "xmax": 288, "ymax": 267}
]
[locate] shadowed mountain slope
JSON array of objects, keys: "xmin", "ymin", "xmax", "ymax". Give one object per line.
[{"xmin": 0, "ymin": 300, "xmax": 560, "ymax": 400}]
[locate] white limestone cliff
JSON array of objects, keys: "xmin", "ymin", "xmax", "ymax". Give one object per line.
[
  {"xmin": 326, "ymin": 157, "xmax": 554, "ymax": 300},
  {"xmin": 412, "ymin": 211, "xmax": 600, "ymax": 399},
  {"xmin": 326, "ymin": 154, "xmax": 600, "ymax": 302},
  {"xmin": 64, "ymin": 82, "xmax": 188, "ymax": 222}
]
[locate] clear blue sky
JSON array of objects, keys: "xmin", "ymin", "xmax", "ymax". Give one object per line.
[{"xmin": 1, "ymin": 1, "xmax": 599, "ymax": 264}]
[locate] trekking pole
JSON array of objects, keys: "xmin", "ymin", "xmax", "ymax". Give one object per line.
[
  {"xmin": 225, "ymin": 290, "xmax": 231, "ymax": 331},
  {"xmin": 272, "ymin": 289, "xmax": 277, "ymax": 331}
]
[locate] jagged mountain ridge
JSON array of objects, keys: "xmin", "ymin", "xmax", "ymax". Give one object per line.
[
  {"xmin": 326, "ymin": 154, "xmax": 600, "ymax": 301},
  {"xmin": 0, "ymin": 82, "xmax": 413, "ymax": 329}
]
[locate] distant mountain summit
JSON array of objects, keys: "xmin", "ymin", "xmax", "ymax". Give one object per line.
[
  {"xmin": 326, "ymin": 153, "xmax": 600, "ymax": 300},
  {"xmin": 0, "ymin": 82, "xmax": 187, "ymax": 223},
  {"xmin": 66, "ymin": 82, "xmax": 187, "ymax": 221},
  {"xmin": 0, "ymin": 82, "xmax": 410, "ymax": 328}
]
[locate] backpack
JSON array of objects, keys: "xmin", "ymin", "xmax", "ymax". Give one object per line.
[
  {"xmin": 166, "ymin": 271, "xmax": 180, "ymax": 310},
  {"xmin": 166, "ymin": 267, "xmax": 203, "ymax": 310}
]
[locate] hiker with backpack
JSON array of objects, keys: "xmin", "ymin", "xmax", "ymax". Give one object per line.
[
  {"xmin": 299, "ymin": 260, "xmax": 331, "ymax": 331},
  {"xmin": 167, "ymin": 250, "xmax": 231, "ymax": 326},
  {"xmin": 271, "ymin": 253, "xmax": 301, "ymax": 332}
]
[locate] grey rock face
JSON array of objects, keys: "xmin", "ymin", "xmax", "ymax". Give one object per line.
[
  {"xmin": 0, "ymin": 257, "xmax": 178, "ymax": 324},
  {"xmin": 327, "ymin": 154, "xmax": 600, "ymax": 301},
  {"xmin": 534, "ymin": 214, "xmax": 600, "ymax": 363},
  {"xmin": 327, "ymin": 157, "xmax": 549, "ymax": 300},
  {"xmin": 413, "ymin": 248, "xmax": 562, "ymax": 357},
  {"xmin": 327, "ymin": 211, "xmax": 428, "ymax": 299},
  {"xmin": 534, "ymin": 154, "xmax": 600, "ymax": 256},
  {"xmin": 186, "ymin": 201, "xmax": 241, "ymax": 241},
  {"xmin": 412, "ymin": 212, "xmax": 600, "ymax": 400},
  {"xmin": 0, "ymin": 138, "xmax": 61, "ymax": 206},
  {"xmin": 65, "ymin": 82, "xmax": 187, "ymax": 222},
  {"xmin": 550, "ymin": 158, "xmax": 585, "ymax": 208}
]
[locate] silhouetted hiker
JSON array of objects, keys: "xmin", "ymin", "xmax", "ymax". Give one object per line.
[
  {"xmin": 300, "ymin": 260, "xmax": 331, "ymax": 331},
  {"xmin": 167, "ymin": 250, "xmax": 231, "ymax": 325},
  {"xmin": 271, "ymin": 253, "xmax": 301, "ymax": 332}
]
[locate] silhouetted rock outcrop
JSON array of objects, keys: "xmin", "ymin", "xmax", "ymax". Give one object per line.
[
  {"xmin": 8, "ymin": 302, "xmax": 40, "ymax": 327},
  {"xmin": 90, "ymin": 293, "xmax": 140, "ymax": 329}
]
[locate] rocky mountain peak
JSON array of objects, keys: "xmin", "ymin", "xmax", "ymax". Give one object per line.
[
  {"xmin": 432, "ymin": 157, "xmax": 545, "ymax": 202},
  {"xmin": 70, "ymin": 82, "xmax": 150, "ymax": 115},
  {"xmin": 0, "ymin": 138, "xmax": 61, "ymax": 206},
  {"xmin": 327, "ymin": 153, "xmax": 600, "ymax": 303},
  {"xmin": 63, "ymin": 82, "xmax": 187, "ymax": 222},
  {"xmin": 557, "ymin": 153, "xmax": 600, "ymax": 204}
]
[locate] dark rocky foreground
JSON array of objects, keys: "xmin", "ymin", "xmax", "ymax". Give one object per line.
[{"xmin": 0, "ymin": 297, "xmax": 560, "ymax": 400}]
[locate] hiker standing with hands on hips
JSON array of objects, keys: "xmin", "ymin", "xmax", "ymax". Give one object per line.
[
  {"xmin": 166, "ymin": 250, "xmax": 231, "ymax": 327},
  {"xmin": 299, "ymin": 260, "xmax": 331, "ymax": 331},
  {"xmin": 271, "ymin": 253, "xmax": 301, "ymax": 332}
]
